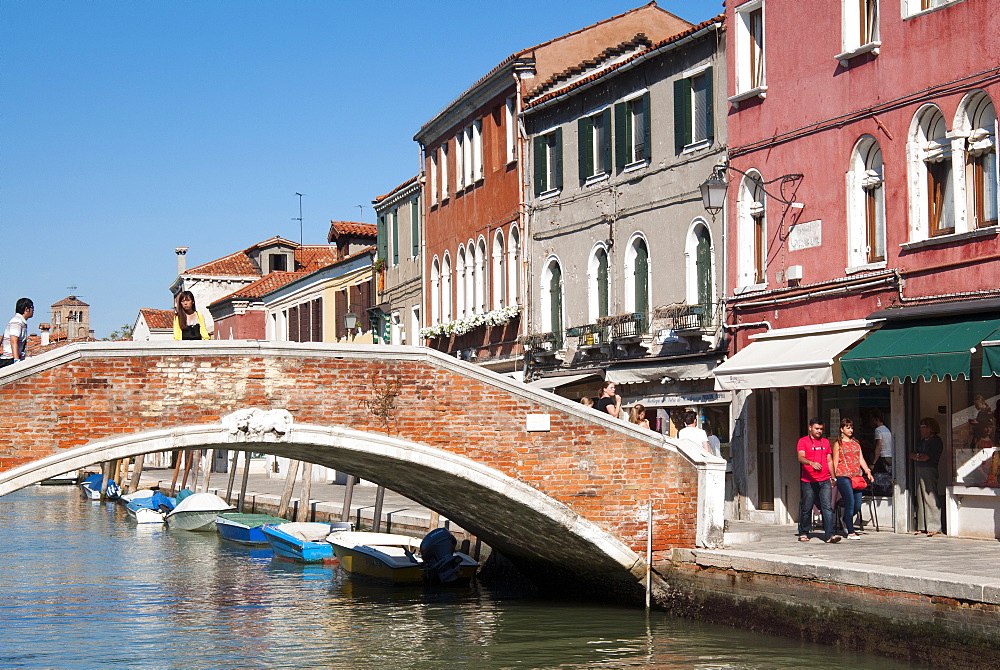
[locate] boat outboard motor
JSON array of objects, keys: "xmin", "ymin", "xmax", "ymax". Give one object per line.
[{"xmin": 419, "ymin": 528, "xmax": 463, "ymax": 583}]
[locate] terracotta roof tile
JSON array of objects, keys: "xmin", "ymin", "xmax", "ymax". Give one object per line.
[
  {"xmin": 524, "ymin": 14, "xmax": 724, "ymax": 110},
  {"xmin": 327, "ymin": 221, "xmax": 377, "ymax": 239},
  {"xmin": 185, "ymin": 249, "xmax": 260, "ymax": 277},
  {"xmin": 139, "ymin": 308, "xmax": 174, "ymax": 330},
  {"xmin": 525, "ymin": 34, "xmax": 652, "ymax": 101},
  {"xmin": 372, "ymin": 176, "xmax": 419, "ymax": 203},
  {"xmin": 51, "ymin": 295, "xmax": 90, "ymax": 307},
  {"xmin": 212, "ymin": 271, "xmax": 307, "ymax": 305},
  {"xmin": 295, "ymin": 245, "xmax": 340, "ymax": 271}
]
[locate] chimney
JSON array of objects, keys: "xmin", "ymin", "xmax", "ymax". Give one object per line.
[
  {"xmin": 39, "ymin": 323, "xmax": 50, "ymax": 346},
  {"xmin": 175, "ymin": 247, "xmax": 189, "ymax": 276}
]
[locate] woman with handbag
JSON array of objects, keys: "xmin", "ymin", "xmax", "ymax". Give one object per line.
[{"xmin": 833, "ymin": 417, "xmax": 873, "ymax": 540}]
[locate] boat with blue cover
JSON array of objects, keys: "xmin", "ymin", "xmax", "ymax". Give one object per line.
[
  {"xmin": 80, "ymin": 473, "xmax": 119, "ymax": 501},
  {"xmin": 123, "ymin": 491, "xmax": 176, "ymax": 524},
  {"xmin": 262, "ymin": 522, "xmax": 351, "ymax": 563},
  {"xmin": 215, "ymin": 513, "xmax": 289, "ymax": 545}
]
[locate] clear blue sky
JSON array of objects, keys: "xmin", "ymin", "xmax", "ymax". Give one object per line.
[{"xmin": 1, "ymin": 0, "xmax": 724, "ymax": 338}]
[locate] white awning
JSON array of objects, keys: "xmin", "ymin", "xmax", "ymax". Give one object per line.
[
  {"xmin": 605, "ymin": 359, "xmax": 720, "ymax": 385},
  {"xmin": 714, "ymin": 325, "xmax": 872, "ymax": 390},
  {"xmin": 528, "ymin": 373, "xmax": 600, "ymax": 390}
]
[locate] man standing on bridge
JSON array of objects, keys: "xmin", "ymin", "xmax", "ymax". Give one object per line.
[{"xmin": 0, "ymin": 298, "xmax": 34, "ymax": 368}]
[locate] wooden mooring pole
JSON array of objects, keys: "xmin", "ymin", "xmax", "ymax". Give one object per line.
[
  {"xmin": 278, "ymin": 460, "xmax": 300, "ymax": 519},
  {"xmin": 296, "ymin": 462, "xmax": 313, "ymax": 522}
]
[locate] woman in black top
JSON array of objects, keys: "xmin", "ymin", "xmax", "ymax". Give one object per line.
[{"xmin": 173, "ymin": 291, "xmax": 210, "ymax": 340}]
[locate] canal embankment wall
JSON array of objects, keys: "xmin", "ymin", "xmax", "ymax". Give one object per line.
[{"xmin": 663, "ymin": 523, "xmax": 1000, "ymax": 669}]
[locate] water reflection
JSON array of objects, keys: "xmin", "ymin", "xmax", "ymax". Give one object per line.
[{"xmin": 0, "ymin": 487, "xmax": 922, "ymax": 669}]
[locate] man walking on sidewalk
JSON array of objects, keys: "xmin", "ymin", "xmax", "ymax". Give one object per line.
[{"xmin": 797, "ymin": 418, "xmax": 841, "ymax": 543}]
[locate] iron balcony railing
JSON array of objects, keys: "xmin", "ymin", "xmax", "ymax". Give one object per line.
[{"xmin": 654, "ymin": 303, "xmax": 718, "ymax": 332}]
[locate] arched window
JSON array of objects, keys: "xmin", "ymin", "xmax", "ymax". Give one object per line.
[
  {"xmin": 588, "ymin": 244, "xmax": 610, "ymax": 322},
  {"xmin": 540, "ymin": 258, "xmax": 563, "ymax": 334},
  {"xmin": 909, "ymin": 105, "xmax": 954, "ymax": 239},
  {"xmin": 492, "ymin": 230, "xmax": 506, "ymax": 310},
  {"xmin": 464, "ymin": 240, "xmax": 476, "ymax": 316},
  {"xmin": 430, "ymin": 257, "xmax": 441, "ymax": 324},
  {"xmin": 475, "ymin": 237, "xmax": 487, "ymax": 314},
  {"xmin": 847, "ymin": 135, "xmax": 886, "ymax": 267},
  {"xmin": 685, "ymin": 221, "xmax": 714, "ymax": 308},
  {"xmin": 441, "ymin": 253, "xmax": 452, "ymax": 322},
  {"xmin": 737, "ymin": 172, "xmax": 767, "ymax": 286},
  {"xmin": 508, "ymin": 225, "xmax": 521, "ymax": 306},
  {"xmin": 456, "ymin": 246, "xmax": 467, "ymax": 318},
  {"xmin": 624, "ymin": 235, "xmax": 649, "ymax": 316},
  {"xmin": 960, "ymin": 92, "xmax": 998, "ymax": 229}
]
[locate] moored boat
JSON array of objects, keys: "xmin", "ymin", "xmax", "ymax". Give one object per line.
[
  {"xmin": 326, "ymin": 528, "xmax": 478, "ymax": 585},
  {"xmin": 215, "ymin": 513, "xmax": 289, "ymax": 545},
  {"xmin": 124, "ymin": 491, "xmax": 176, "ymax": 524},
  {"xmin": 80, "ymin": 473, "xmax": 119, "ymax": 501},
  {"xmin": 164, "ymin": 492, "xmax": 235, "ymax": 531},
  {"xmin": 262, "ymin": 522, "xmax": 350, "ymax": 563}
]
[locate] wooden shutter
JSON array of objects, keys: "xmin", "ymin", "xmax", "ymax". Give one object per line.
[
  {"xmin": 411, "ymin": 198, "xmax": 420, "ymax": 258},
  {"xmin": 311, "ymin": 298, "xmax": 322, "ymax": 342},
  {"xmin": 578, "ymin": 116, "xmax": 593, "ymax": 182},
  {"xmin": 391, "ymin": 210, "xmax": 399, "ymax": 266},
  {"xmin": 614, "ymin": 101, "xmax": 627, "ymax": 169},
  {"xmin": 377, "ymin": 215, "xmax": 387, "ymax": 261},
  {"xmin": 553, "ymin": 128, "xmax": 563, "ymax": 191},
  {"xmin": 704, "ymin": 68, "xmax": 714, "ymax": 142},
  {"xmin": 288, "ymin": 305, "xmax": 299, "ymax": 342},
  {"xmin": 641, "ymin": 92, "xmax": 652, "ymax": 162},
  {"xmin": 533, "ymin": 135, "xmax": 546, "ymax": 195},
  {"xmin": 674, "ymin": 78, "xmax": 692, "ymax": 152},
  {"xmin": 335, "ymin": 289, "xmax": 347, "ymax": 340},
  {"xmin": 599, "ymin": 108, "xmax": 612, "ymax": 174}
]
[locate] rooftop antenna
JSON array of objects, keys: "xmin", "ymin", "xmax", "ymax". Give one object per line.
[
  {"xmin": 293, "ymin": 193, "xmax": 304, "ymax": 244},
  {"xmin": 356, "ymin": 204, "xmax": 364, "ymax": 222}
]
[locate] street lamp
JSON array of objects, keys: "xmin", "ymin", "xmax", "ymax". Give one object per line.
[
  {"xmin": 344, "ymin": 310, "xmax": 358, "ymax": 331},
  {"xmin": 699, "ymin": 162, "xmax": 805, "ymax": 215}
]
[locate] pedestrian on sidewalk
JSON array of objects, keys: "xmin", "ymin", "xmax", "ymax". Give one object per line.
[
  {"xmin": 0, "ymin": 298, "xmax": 34, "ymax": 368},
  {"xmin": 797, "ymin": 418, "xmax": 841, "ymax": 543},
  {"xmin": 678, "ymin": 410, "xmax": 711, "ymax": 454},
  {"xmin": 833, "ymin": 418, "xmax": 872, "ymax": 540},
  {"xmin": 871, "ymin": 411, "xmax": 893, "ymax": 475},
  {"xmin": 911, "ymin": 417, "xmax": 944, "ymax": 536}
]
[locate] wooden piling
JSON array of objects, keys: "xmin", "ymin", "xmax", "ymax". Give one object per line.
[
  {"xmin": 224, "ymin": 450, "xmax": 240, "ymax": 504},
  {"xmin": 277, "ymin": 460, "xmax": 300, "ymax": 519},
  {"xmin": 237, "ymin": 451, "xmax": 252, "ymax": 513},
  {"xmin": 296, "ymin": 462, "xmax": 313, "ymax": 522},
  {"xmin": 128, "ymin": 454, "xmax": 146, "ymax": 494},
  {"xmin": 169, "ymin": 451, "xmax": 182, "ymax": 494},
  {"xmin": 340, "ymin": 475, "xmax": 355, "ymax": 523},
  {"xmin": 372, "ymin": 485, "xmax": 385, "ymax": 533},
  {"xmin": 99, "ymin": 461, "xmax": 113, "ymax": 500},
  {"xmin": 199, "ymin": 448, "xmax": 215, "ymax": 493}
]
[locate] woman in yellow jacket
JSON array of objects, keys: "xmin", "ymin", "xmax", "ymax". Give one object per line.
[{"xmin": 173, "ymin": 291, "xmax": 211, "ymax": 340}]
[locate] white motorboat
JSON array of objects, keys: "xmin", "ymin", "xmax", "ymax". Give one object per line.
[{"xmin": 165, "ymin": 493, "xmax": 235, "ymax": 531}]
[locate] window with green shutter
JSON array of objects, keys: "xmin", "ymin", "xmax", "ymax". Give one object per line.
[
  {"xmin": 534, "ymin": 129, "xmax": 563, "ymax": 195},
  {"xmin": 578, "ymin": 109, "xmax": 611, "ymax": 182},
  {"xmin": 615, "ymin": 93, "xmax": 651, "ymax": 168},
  {"xmin": 391, "ymin": 209, "xmax": 399, "ymax": 266},
  {"xmin": 377, "ymin": 215, "xmax": 387, "ymax": 261},
  {"xmin": 674, "ymin": 68, "xmax": 714, "ymax": 153}
]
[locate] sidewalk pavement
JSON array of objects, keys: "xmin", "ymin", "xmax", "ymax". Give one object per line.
[
  {"xmin": 136, "ymin": 467, "xmax": 444, "ymax": 536},
  {"xmin": 675, "ymin": 520, "xmax": 1000, "ymax": 604}
]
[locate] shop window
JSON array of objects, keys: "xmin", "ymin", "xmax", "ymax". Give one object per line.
[{"xmin": 950, "ymin": 372, "xmax": 1000, "ymax": 487}]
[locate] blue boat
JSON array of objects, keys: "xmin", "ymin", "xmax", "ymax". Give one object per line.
[
  {"xmin": 262, "ymin": 522, "xmax": 351, "ymax": 562},
  {"xmin": 215, "ymin": 513, "xmax": 289, "ymax": 545}
]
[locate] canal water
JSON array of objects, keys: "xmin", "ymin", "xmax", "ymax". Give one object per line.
[{"xmin": 1, "ymin": 486, "xmax": 921, "ymax": 669}]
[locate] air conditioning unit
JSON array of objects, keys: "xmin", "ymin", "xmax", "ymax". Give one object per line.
[{"xmin": 786, "ymin": 265, "xmax": 804, "ymax": 282}]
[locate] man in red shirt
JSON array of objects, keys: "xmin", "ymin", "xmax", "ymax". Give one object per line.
[{"xmin": 796, "ymin": 418, "xmax": 841, "ymax": 543}]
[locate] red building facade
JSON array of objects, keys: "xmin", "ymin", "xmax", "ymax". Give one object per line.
[{"xmin": 715, "ymin": 0, "xmax": 1000, "ymax": 537}]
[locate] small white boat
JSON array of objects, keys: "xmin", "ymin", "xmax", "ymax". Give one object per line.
[
  {"xmin": 125, "ymin": 491, "xmax": 176, "ymax": 525},
  {"xmin": 326, "ymin": 528, "xmax": 478, "ymax": 585},
  {"xmin": 165, "ymin": 493, "xmax": 235, "ymax": 531}
]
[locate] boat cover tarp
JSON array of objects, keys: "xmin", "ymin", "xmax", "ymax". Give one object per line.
[
  {"xmin": 167, "ymin": 492, "xmax": 235, "ymax": 516},
  {"xmin": 126, "ymin": 491, "xmax": 176, "ymax": 511}
]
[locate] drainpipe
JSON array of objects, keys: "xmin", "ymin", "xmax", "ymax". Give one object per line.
[{"xmin": 514, "ymin": 70, "xmax": 530, "ymax": 338}]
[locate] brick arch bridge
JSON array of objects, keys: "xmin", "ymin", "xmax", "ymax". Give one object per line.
[{"xmin": 0, "ymin": 341, "xmax": 723, "ymax": 601}]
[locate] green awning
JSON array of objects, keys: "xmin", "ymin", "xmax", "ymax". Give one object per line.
[
  {"xmin": 841, "ymin": 316, "xmax": 1000, "ymax": 385},
  {"xmin": 983, "ymin": 335, "xmax": 1000, "ymax": 377}
]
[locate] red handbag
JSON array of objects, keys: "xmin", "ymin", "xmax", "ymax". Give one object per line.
[{"xmin": 851, "ymin": 474, "xmax": 868, "ymax": 490}]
